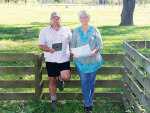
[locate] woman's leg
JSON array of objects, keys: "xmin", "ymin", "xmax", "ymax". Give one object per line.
[
  {"xmin": 89, "ymin": 70, "xmax": 98, "ymax": 106},
  {"xmin": 75, "ymin": 65, "xmax": 91, "ymax": 107}
]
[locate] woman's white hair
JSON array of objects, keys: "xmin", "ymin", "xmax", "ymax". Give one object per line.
[{"xmin": 78, "ymin": 10, "xmax": 91, "ymax": 22}]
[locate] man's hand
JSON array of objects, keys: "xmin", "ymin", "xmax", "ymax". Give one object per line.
[
  {"xmin": 70, "ymin": 51, "xmax": 73, "ymax": 56},
  {"xmin": 49, "ymin": 48, "xmax": 55, "ymax": 53},
  {"xmin": 39, "ymin": 45, "xmax": 55, "ymax": 53}
]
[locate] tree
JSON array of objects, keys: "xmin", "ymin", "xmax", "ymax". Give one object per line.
[{"xmin": 119, "ymin": 0, "xmax": 135, "ymax": 26}]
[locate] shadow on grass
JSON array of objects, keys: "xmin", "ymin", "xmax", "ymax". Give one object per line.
[
  {"xmin": 1, "ymin": 23, "xmax": 150, "ymax": 41},
  {"xmin": 0, "ymin": 25, "xmax": 40, "ymax": 41},
  {"xmin": 0, "ymin": 22, "xmax": 80, "ymax": 41},
  {"xmin": 98, "ymin": 26, "xmax": 150, "ymax": 36},
  {"xmin": 0, "ymin": 23, "xmax": 150, "ymax": 53},
  {"xmin": 30, "ymin": 22, "xmax": 79, "ymax": 30}
]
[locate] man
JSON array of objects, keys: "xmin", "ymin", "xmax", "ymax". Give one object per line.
[{"xmin": 38, "ymin": 12, "xmax": 72, "ymax": 111}]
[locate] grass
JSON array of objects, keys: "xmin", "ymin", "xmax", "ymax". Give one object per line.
[
  {"xmin": 0, "ymin": 3, "xmax": 150, "ymax": 112},
  {"xmin": 0, "ymin": 4, "xmax": 150, "ymax": 54},
  {"xmin": 0, "ymin": 97, "xmax": 125, "ymax": 113}
]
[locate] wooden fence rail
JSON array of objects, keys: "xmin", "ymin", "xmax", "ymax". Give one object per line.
[
  {"xmin": 1, "ymin": 41, "xmax": 150, "ymax": 112},
  {"xmin": 123, "ymin": 41, "xmax": 150, "ymax": 112},
  {"xmin": 0, "ymin": 53, "xmax": 123, "ymax": 101}
]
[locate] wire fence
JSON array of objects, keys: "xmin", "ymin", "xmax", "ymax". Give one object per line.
[
  {"xmin": 0, "ymin": 3, "xmax": 124, "ymax": 9},
  {"xmin": 0, "ymin": 2, "xmax": 149, "ymax": 9}
]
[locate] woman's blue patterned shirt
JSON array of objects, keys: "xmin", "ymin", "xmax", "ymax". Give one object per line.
[{"xmin": 71, "ymin": 26, "xmax": 104, "ymax": 73}]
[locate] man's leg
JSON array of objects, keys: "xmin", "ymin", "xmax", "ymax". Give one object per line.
[
  {"xmin": 49, "ymin": 77, "xmax": 57, "ymax": 111},
  {"xmin": 58, "ymin": 61, "xmax": 71, "ymax": 91},
  {"xmin": 60, "ymin": 61, "xmax": 71, "ymax": 81},
  {"xmin": 49, "ymin": 77, "xmax": 57, "ymax": 96},
  {"xmin": 60, "ymin": 70, "xmax": 71, "ymax": 81},
  {"xmin": 57, "ymin": 70, "xmax": 71, "ymax": 91}
]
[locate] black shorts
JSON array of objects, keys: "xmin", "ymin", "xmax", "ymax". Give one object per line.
[{"xmin": 46, "ymin": 61, "xmax": 71, "ymax": 77}]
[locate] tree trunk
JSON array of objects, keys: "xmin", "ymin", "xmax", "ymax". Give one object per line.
[{"xmin": 119, "ymin": 0, "xmax": 135, "ymax": 26}]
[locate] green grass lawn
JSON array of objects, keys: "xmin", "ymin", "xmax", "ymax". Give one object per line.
[
  {"xmin": 0, "ymin": 4, "xmax": 150, "ymax": 54},
  {"xmin": 0, "ymin": 3, "xmax": 150, "ymax": 112}
]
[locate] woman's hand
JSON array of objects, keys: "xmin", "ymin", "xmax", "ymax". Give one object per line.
[
  {"xmin": 89, "ymin": 48, "xmax": 99, "ymax": 57},
  {"xmin": 73, "ymin": 55, "xmax": 78, "ymax": 60},
  {"xmin": 89, "ymin": 51, "xmax": 95, "ymax": 57}
]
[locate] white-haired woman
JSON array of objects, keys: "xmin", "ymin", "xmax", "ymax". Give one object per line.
[{"xmin": 70, "ymin": 10, "xmax": 103, "ymax": 113}]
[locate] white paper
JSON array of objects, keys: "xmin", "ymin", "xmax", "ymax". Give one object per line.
[{"xmin": 71, "ymin": 44, "xmax": 91, "ymax": 58}]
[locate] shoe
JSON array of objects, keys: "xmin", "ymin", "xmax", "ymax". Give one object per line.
[
  {"xmin": 51, "ymin": 100, "xmax": 56, "ymax": 112},
  {"xmin": 87, "ymin": 106, "xmax": 92, "ymax": 113},
  {"xmin": 88, "ymin": 106, "xmax": 92, "ymax": 111},
  {"xmin": 84, "ymin": 104, "xmax": 88, "ymax": 111},
  {"xmin": 84, "ymin": 105, "xmax": 92, "ymax": 113},
  {"xmin": 58, "ymin": 76, "xmax": 65, "ymax": 91}
]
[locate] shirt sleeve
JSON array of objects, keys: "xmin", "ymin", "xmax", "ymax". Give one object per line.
[
  {"xmin": 38, "ymin": 30, "xmax": 46, "ymax": 46},
  {"xmin": 67, "ymin": 28, "xmax": 72, "ymax": 42},
  {"xmin": 95, "ymin": 27, "xmax": 103, "ymax": 52},
  {"xmin": 70, "ymin": 28, "xmax": 78, "ymax": 49}
]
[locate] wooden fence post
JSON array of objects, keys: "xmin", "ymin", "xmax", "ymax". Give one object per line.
[{"xmin": 34, "ymin": 53, "xmax": 43, "ymax": 100}]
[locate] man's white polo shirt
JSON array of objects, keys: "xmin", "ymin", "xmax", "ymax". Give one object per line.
[{"xmin": 38, "ymin": 25, "xmax": 72, "ymax": 63}]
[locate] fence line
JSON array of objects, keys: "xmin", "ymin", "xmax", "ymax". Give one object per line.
[
  {"xmin": 0, "ymin": 3, "xmax": 123, "ymax": 9},
  {"xmin": 1, "ymin": 3, "xmax": 149, "ymax": 10},
  {"xmin": 122, "ymin": 41, "xmax": 150, "ymax": 112},
  {"xmin": 1, "ymin": 41, "xmax": 150, "ymax": 112},
  {"xmin": 0, "ymin": 53, "xmax": 123, "ymax": 101}
]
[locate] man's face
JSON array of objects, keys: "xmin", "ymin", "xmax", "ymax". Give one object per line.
[{"xmin": 50, "ymin": 16, "xmax": 61, "ymax": 27}]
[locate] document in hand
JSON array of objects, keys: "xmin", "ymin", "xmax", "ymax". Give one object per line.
[{"xmin": 71, "ymin": 44, "xmax": 91, "ymax": 58}]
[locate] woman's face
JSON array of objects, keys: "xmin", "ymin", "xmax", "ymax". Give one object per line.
[{"xmin": 80, "ymin": 15, "xmax": 88, "ymax": 25}]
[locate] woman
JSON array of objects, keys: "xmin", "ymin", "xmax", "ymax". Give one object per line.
[{"xmin": 70, "ymin": 10, "xmax": 103, "ymax": 113}]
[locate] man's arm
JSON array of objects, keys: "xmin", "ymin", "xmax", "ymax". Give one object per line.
[
  {"xmin": 68, "ymin": 42, "xmax": 73, "ymax": 56},
  {"xmin": 68, "ymin": 42, "xmax": 71, "ymax": 50},
  {"xmin": 39, "ymin": 45, "xmax": 55, "ymax": 53}
]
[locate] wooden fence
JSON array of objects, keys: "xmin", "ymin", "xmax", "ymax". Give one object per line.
[
  {"xmin": 122, "ymin": 41, "xmax": 150, "ymax": 113},
  {"xmin": 1, "ymin": 41, "xmax": 150, "ymax": 112},
  {"xmin": 0, "ymin": 53, "xmax": 123, "ymax": 101}
]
